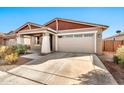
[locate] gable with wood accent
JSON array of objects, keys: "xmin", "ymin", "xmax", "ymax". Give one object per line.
[
  {"xmin": 15, "ymin": 22, "xmax": 42, "ymax": 33},
  {"xmin": 44, "ymin": 18, "xmax": 108, "ymax": 31}
]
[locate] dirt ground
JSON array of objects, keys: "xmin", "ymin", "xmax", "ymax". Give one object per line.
[
  {"xmin": 102, "ymin": 61, "xmax": 124, "ymax": 84},
  {"xmin": 0, "ymin": 57, "xmax": 32, "ymax": 72},
  {"xmin": 99, "ymin": 52, "xmax": 124, "ymax": 85}
]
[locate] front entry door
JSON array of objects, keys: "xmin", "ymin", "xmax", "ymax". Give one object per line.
[{"xmin": 50, "ymin": 34, "xmax": 53, "ymax": 51}]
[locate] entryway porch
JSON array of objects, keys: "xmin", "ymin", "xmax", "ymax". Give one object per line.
[{"xmin": 16, "ymin": 28, "xmax": 56, "ymax": 54}]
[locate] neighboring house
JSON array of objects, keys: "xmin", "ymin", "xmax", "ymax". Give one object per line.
[
  {"xmin": 4, "ymin": 34, "xmax": 16, "ymax": 46},
  {"xmin": 105, "ymin": 33, "xmax": 124, "ymax": 40},
  {"xmin": 0, "ymin": 32, "xmax": 16, "ymax": 46},
  {"xmin": 2, "ymin": 18, "xmax": 108, "ymax": 54},
  {"xmin": 0, "ymin": 33, "xmax": 5, "ymax": 45}
]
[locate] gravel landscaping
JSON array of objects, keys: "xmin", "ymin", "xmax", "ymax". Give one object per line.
[
  {"xmin": 0, "ymin": 57, "xmax": 32, "ymax": 72},
  {"xmin": 99, "ymin": 53, "xmax": 124, "ymax": 85},
  {"xmin": 102, "ymin": 61, "xmax": 124, "ymax": 84}
]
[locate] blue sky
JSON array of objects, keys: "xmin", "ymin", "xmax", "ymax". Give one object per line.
[{"xmin": 0, "ymin": 7, "xmax": 123, "ymax": 38}]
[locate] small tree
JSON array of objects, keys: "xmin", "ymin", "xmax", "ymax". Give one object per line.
[{"xmin": 116, "ymin": 30, "xmax": 121, "ymax": 34}]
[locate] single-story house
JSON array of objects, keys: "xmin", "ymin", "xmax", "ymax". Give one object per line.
[
  {"xmin": 0, "ymin": 32, "xmax": 16, "ymax": 46},
  {"xmin": 105, "ymin": 33, "xmax": 124, "ymax": 40},
  {"xmin": 2, "ymin": 18, "xmax": 108, "ymax": 54}
]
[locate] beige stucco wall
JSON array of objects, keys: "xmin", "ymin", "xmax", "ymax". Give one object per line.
[
  {"xmin": 96, "ymin": 31, "xmax": 102, "ymax": 55},
  {"xmin": 23, "ymin": 35, "xmax": 31, "ymax": 45},
  {"xmin": 29, "ymin": 36, "xmax": 41, "ymax": 49},
  {"xmin": 6, "ymin": 39, "xmax": 16, "ymax": 46}
]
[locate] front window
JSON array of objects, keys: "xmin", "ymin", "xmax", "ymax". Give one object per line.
[{"xmin": 84, "ymin": 33, "xmax": 94, "ymax": 37}]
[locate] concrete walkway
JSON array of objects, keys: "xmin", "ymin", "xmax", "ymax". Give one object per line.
[
  {"xmin": 99, "ymin": 52, "xmax": 115, "ymax": 62},
  {"xmin": 21, "ymin": 53, "xmax": 42, "ymax": 60},
  {"xmin": 0, "ymin": 52, "xmax": 118, "ymax": 85}
]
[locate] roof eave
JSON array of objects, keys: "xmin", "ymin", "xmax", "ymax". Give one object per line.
[{"xmin": 43, "ymin": 17, "xmax": 109, "ymax": 31}]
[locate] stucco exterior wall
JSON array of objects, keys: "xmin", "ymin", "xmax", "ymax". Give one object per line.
[
  {"xmin": 23, "ymin": 35, "xmax": 31, "ymax": 45},
  {"xmin": 96, "ymin": 31, "xmax": 102, "ymax": 55},
  {"xmin": 5, "ymin": 39, "xmax": 16, "ymax": 46},
  {"xmin": 16, "ymin": 35, "xmax": 24, "ymax": 44}
]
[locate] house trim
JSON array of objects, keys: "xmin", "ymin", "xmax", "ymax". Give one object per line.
[
  {"xmin": 94, "ymin": 32, "xmax": 97, "ymax": 53},
  {"xmin": 18, "ymin": 30, "xmax": 56, "ymax": 35},
  {"xmin": 57, "ymin": 30, "xmax": 97, "ymax": 35},
  {"xmin": 17, "ymin": 27, "xmax": 57, "ymax": 35},
  {"xmin": 56, "ymin": 19, "xmax": 59, "ymax": 31},
  {"xmin": 43, "ymin": 18, "xmax": 108, "ymax": 29},
  {"xmin": 28, "ymin": 24, "xmax": 31, "ymax": 30},
  {"xmin": 58, "ymin": 27, "xmax": 100, "ymax": 33},
  {"xmin": 15, "ymin": 22, "xmax": 42, "ymax": 33}
]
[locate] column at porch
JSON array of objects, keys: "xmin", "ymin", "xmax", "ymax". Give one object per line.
[
  {"xmin": 41, "ymin": 32, "xmax": 51, "ymax": 54},
  {"xmin": 16, "ymin": 34, "xmax": 24, "ymax": 44},
  {"xmin": 30, "ymin": 36, "xmax": 35, "ymax": 48}
]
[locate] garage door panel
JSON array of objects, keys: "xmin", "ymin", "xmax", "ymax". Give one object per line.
[{"xmin": 58, "ymin": 33, "xmax": 95, "ymax": 53}]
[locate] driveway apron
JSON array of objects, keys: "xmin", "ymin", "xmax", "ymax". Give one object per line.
[{"xmin": 0, "ymin": 52, "xmax": 118, "ymax": 85}]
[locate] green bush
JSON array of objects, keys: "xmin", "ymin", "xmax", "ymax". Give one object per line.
[
  {"xmin": 113, "ymin": 55, "xmax": 119, "ymax": 64},
  {"xmin": 25, "ymin": 45, "xmax": 30, "ymax": 50},
  {"xmin": 116, "ymin": 45, "xmax": 124, "ymax": 67},
  {"xmin": 15, "ymin": 44, "xmax": 28, "ymax": 54}
]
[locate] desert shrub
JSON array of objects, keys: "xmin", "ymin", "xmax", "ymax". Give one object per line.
[
  {"xmin": 116, "ymin": 45, "xmax": 124, "ymax": 67},
  {"xmin": 0, "ymin": 45, "xmax": 19, "ymax": 64},
  {"xmin": 0, "ymin": 45, "xmax": 9, "ymax": 59},
  {"xmin": 0, "ymin": 44, "xmax": 29, "ymax": 64},
  {"xmin": 15, "ymin": 44, "xmax": 28, "ymax": 54},
  {"xmin": 4, "ymin": 52, "xmax": 18, "ymax": 64}
]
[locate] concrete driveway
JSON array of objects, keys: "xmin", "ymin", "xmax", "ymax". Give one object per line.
[{"xmin": 0, "ymin": 52, "xmax": 117, "ymax": 85}]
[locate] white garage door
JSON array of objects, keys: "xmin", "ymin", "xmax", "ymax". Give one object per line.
[{"xmin": 58, "ymin": 33, "xmax": 95, "ymax": 53}]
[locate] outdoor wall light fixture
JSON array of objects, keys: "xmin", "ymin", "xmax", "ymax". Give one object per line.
[{"xmin": 98, "ymin": 34, "xmax": 102, "ymax": 38}]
